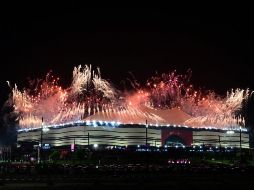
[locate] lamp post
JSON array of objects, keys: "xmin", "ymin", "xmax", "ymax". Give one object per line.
[
  {"xmin": 40, "ymin": 118, "xmax": 43, "ymax": 158},
  {"xmin": 85, "ymin": 125, "xmax": 86, "ymax": 149},
  {"xmin": 88, "ymin": 132, "xmax": 90, "ymax": 148},
  {"xmin": 218, "ymin": 135, "xmax": 223, "ymax": 163},
  {"xmin": 145, "ymin": 120, "xmax": 148, "ymax": 147},
  {"xmin": 240, "ymin": 126, "xmax": 242, "ymax": 161},
  {"xmin": 38, "ymin": 117, "xmax": 43, "ymax": 163},
  {"xmin": 38, "ymin": 117, "xmax": 50, "ymax": 163},
  {"xmin": 218, "ymin": 135, "xmax": 221, "ymax": 152},
  {"xmin": 84, "ymin": 122, "xmax": 90, "ymax": 149},
  {"xmin": 73, "ymin": 137, "xmax": 76, "ymax": 152}
]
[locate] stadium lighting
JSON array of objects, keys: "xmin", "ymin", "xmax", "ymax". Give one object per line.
[
  {"xmin": 92, "ymin": 120, "xmax": 97, "ymax": 127},
  {"xmin": 226, "ymin": 130, "xmax": 234, "ymax": 134},
  {"xmin": 42, "ymin": 127, "xmax": 49, "ymax": 133}
]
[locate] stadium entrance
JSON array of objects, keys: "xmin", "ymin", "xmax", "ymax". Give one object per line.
[{"xmin": 164, "ymin": 135, "xmax": 186, "ymax": 147}]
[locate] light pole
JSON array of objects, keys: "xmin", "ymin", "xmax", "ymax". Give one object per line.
[
  {"xmin": 83, "ymin": 125, "xmax": 86, "ymax": 148},
  {"xmin": 84, "ymin": 123, "xmax": 90, "ymax": 149},
  {"xmin": 240, "ymin": 126, "xmax": 242, "ymax": 161},
  {"xmin": 218, "ymin": 135, "xmax": 223, "ymax": 163},
  {"xmin": 88, "ymin": 132, "xmax": 90, "ymax": 148},
  {"xmin": 40, "ymin": 118, "xmax": 43, "ymax": 160},
  {"xmin": 38, "ymin": 117, "xmax": 44, "ymax": 164},
  {"xmin": 218, "ymin": 135, "xmax": 221, "ymax": 152},
  {"xmin": 38, "ymin": 117, "xmax": 50, "ymax": 163},
  {"xmin": 73, "ymin": 137, "xmax": 76, "ymax": 152},
  {"xmin": 145, "ymin": 120, "xmax": 148, "ymax": 147}
]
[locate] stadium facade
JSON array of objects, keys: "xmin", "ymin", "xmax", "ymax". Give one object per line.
[{"xmin": 17, "ymin": 122, "xmax": 249, "ymax": 148}]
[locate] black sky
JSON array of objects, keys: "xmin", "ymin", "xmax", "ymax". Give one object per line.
[
  {"xmin": 0, "ymin": 3, "xmax": 253, "ymax": 104},
  {"xmin": 0, "ymin": 3, "xmax": 254, "ymax": 144}
]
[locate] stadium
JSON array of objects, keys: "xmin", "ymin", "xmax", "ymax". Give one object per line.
[
  {"xmin": 12, "ymin": 65, "xmax": 251, "ymax": 149},
  {"xmin": 17, "ymin": 107, "xmax": 249, "ymax": 149}
]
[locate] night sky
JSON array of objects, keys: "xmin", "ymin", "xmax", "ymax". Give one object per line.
[{"xmin": 0, "ymin": 3, "xmax": 254, "ymax": 143}]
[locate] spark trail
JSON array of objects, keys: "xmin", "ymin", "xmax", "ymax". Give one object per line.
[{"xmin": 8, "ymin": 65, "xmax": 252, "ymax": 130}]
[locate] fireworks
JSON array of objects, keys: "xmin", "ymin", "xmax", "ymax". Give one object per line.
[{"xmin": 7, "ymin": 65, "xmax": 252, "ymax": 130}]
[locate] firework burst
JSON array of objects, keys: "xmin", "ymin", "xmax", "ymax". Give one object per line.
[{"xmin": 8, "ymin": 65, "xmax": 252, "ymax": 130}]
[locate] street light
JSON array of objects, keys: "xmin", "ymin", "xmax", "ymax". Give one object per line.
[
  {"xmin": 38, "ymin": 117, "xmax": 43, "ymax": 163},
  {"xmin": 145, "ymin": 120, "xmax": 148, "ymax": 147},
  {"xmin": 240, "ymin": 126, "xmax": 242, "ymax": 161},
  {"xmin": 84, "ymin": 123, "xmax": 90, "ymax": 149},
  {"xmin": 218, "ymin": 135, "xmax": 221, "ymax": 152},
  {"xmin": 38, "ymin": 117, "xmax": 49, "ymax": 163},
  {"xmin": 88, "ymin": 132, "xmax": 90, "ymax": 148}
]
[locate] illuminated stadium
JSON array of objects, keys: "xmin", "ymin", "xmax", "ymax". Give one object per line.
[
  {"xmin": 10, "ymin": 65, "xmax": 251, "ymax": 148},
  {"xmin": 17, "ymin": 120, "xmax": 249, "ymax": 149},
  {"xmin": 17, "ymin": 107, "xmax": 249, "ymax": 148}
]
